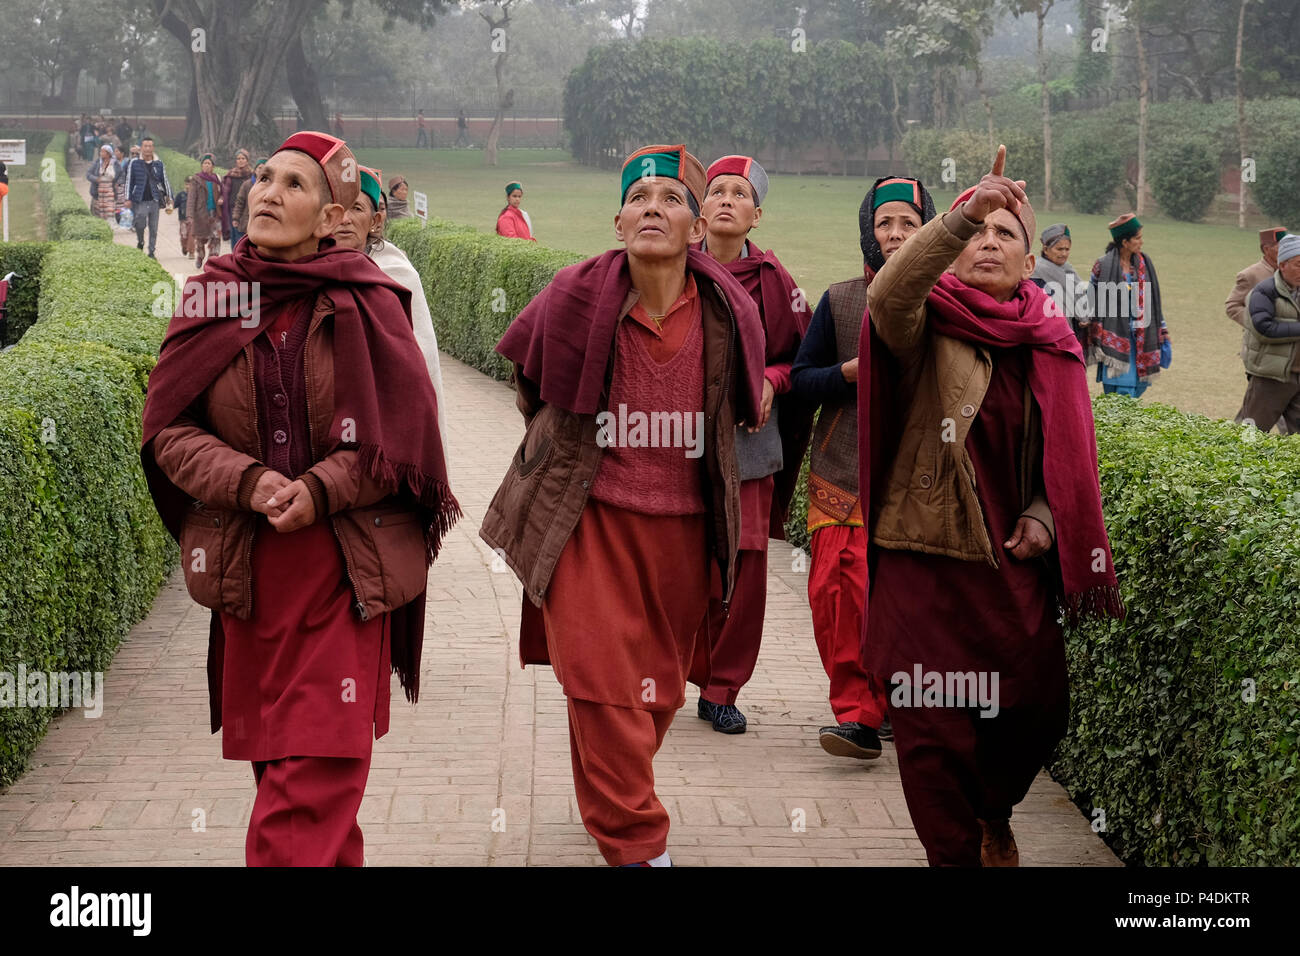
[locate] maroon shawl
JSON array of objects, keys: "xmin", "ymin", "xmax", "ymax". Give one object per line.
[
  {"xmin": 142, "ymin": 239, "xmax": 461, "ymax": 704},
  {"xmin": 497, "ymin": 247, "xmax": 766, "ymax": 421},
  {"xmin": 696, "ymin": 242, "xmax": 813, "ymax": 536},
  {"xmin": 858, "ymin": 273, "xmax": 1124, "ymax": 626}
]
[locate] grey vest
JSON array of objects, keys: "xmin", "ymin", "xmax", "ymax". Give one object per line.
[
  {"xmin": 1242, "ymin": 272, "xmax": 1300, "ymax": 382},
  {"xmin": 807, "ymin": 277, "xmax": 867, "ymax": 520}
]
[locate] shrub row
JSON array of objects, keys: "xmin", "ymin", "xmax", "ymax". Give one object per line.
[
  {"xmin": 37, "ymin": 132, "xmax": 112, "ymax": 242},
  {"xmin": 1052, "ymin": 396, "xmax": 1300, "ymax": 865},
  {"xmin": 0, "ymin": 241, "xmax": 175, "ymax": 786},
  {"xmin": 565, "ymin": 37, "xmax": 893, "ymax": 168},
  {"xmin": 912, "ymin": 97, "xmax": 1300, "ymax": 221},
  {"xmin": 386, "ymin": 218, "xmax": 581, "ymax": 382},
  {"xmin": 0, "ymin": 242, "xmax": 51, "ymax": 347}
]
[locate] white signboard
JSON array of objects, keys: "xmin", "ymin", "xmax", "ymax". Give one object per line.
[
  {"xmin": 413, "ymin": 190, "xmax": 428, "ymax": 222},
  {"xmin": 0, "ymin": 140, "xmax": 26, "ymax": 165}
]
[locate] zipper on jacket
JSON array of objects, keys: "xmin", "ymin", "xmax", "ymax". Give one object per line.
[
  {"xmin": 243, "ymin": 346, "xmax": 260, "ymax": 616},
  {"xmin": 304, "ymin": 306, "xmax": 366, "ymax": 617}
]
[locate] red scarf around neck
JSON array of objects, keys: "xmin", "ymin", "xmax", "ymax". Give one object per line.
[
  {"xmin": 859, "ymin": 273, "xmax": 1124, "ymax": 624},
  {"xmin": 497, "ymin": 247, "xmax": 766, "ymax": 422}
]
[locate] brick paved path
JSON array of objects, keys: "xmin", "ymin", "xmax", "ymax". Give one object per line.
[{"xmin": 0, "ymin": 333, "xmax": 1120, "ymax": 865}]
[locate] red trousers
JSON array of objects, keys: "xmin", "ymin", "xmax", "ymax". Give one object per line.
[
  {"xmin": 247, "ymin": 752, "xmax": 372, "ymax": 867},
  {"xmin": 808, "ymin": 525, "xmax": 886, "ymax": 727},
  {"xmin": 888, "ymin": 678, "xmax": 1068, "ymax": 867},
  {"xmin": 699, "ymin": 547, "xmax": 767, "ymax": 705},
  {"xmin": 567, "ymin": 696, "xmax": 675, "ymax": 866}
]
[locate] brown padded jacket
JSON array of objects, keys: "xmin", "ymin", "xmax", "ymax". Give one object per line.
[
  {"xmin": 479, "ymin": 281, "xmax": 748, "ymax": 612},
  {"xmin": 151, "ymin": 292, "xmax": 429, "ymax": 622}
]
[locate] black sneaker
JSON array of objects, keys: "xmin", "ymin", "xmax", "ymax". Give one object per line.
[
  {"xmin": 819, "ymin": 722, "xmax": 882, "ymax": 759},
  {"xmin": 877, "ymin": 714, "xmax": 893, "ymax": 742},
  {"xmin": 711, "ymin": 703, "xmax": 747, "ymax": 734},
  {"xmin": 697, "ymin": 697, "xmax": 718, "ymax": 722}
]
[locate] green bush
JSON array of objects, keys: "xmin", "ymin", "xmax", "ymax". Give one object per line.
[
  {"xmin": 36, "ymin": 132, "xmax": 113, "ymax": 242},
  {"xmin": 390, "ymin": 225, "xmax": 580, "ymax": 383},
  {"xmin": 902, "ymin": 128, "xmax": 994, "ymax": 195},
  {"xmin": 1150, "ymin": 137, "xmax": 1220, "ymax": 222},
  {"xmin": 54, "ymin": 216, "xmax": 113, "ymax": 241},
  {"xmin": 0, "ymin": 242, "xmax": 52, "ymax": 346},
  {"xmin": 1053, "ymin": 396, "xmax": 1300, "ymax": 865},
  {"xmin": 1056, "ymin": 128, "xmax": 1127, "ymax": 214},
  {"xmin": 1251, "ymin": 130, "xmax": 1300, "ymax": 228},
  {"xmin": 0, "ymin": 241, "xmax": 175, "ymax": 786},
  {"xmin": 23, "ymin": 243, "xmax": 170, "ymax": 372},
  {"xmin": 384, "ymin": 216, "xmax": 478, "ymax": 273}
]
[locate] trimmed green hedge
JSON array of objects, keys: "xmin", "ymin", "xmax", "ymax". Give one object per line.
[
  {"xmin": 0, "ymin": 241, "xmax": 175, "ymax": 786},
  {"xmin": 36, "ymin": 132, "xmax": 112, "ymax": 242},
  {"xmin": 388, "ymin": 219, "xmax": 581, "ymax": 382},
  {"xmin": 155, "ymin": 145, "xmax": 226, "ymax": 193},
  {"xmin": 0, "ymin": 242, "xmax": 51, "ymax": 346},
  {"xmin": 1053, "ymin": 396, "xmax": 1300, "ymax": 865}
]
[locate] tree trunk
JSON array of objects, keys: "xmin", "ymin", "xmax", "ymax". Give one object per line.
[
  {"xmin": 287, "ymin": 31, "xmax": 329, "ymax": 132},
  {"xmin": 975, "ymin": 61, "xmax": 995, "ymax": 156},
  {"xmin": 890, "ymin": 73, "xmax": 903, "ymax": 157},
  {"xmin": 1235, "ymin": 0, "xmax": 1249, "ymax": 229},
  {"xmin": 1038, "ymin": 4, "xmax": 1052, "ymax": 210},
  {"xmin": 1134, "ymin": 4, "xmax": 1150, "ymax": 215},
  {"xmin": 482, "ymin": 5, "xmax": 514, "ymax": 167},
  {"xmin": 159, "ymin": 0, "xmax": 315, "ymax": 157},
  {"xmin": 56, "ymin": 66, "xmax": 82, "ymax": 108}
]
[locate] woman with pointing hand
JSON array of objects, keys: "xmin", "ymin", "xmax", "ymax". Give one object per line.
[{"xmin": 855, "ymin": 145, "xmax": 1124, "ymax": 867}]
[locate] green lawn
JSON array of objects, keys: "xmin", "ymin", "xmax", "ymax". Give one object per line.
[
  {"xmin": 354, "ymin": 147, "xmax": 1268, "ymax": 422},
  {"xmin": 2, "ymin": 174, "xmax": 42, "ymax": 241}
]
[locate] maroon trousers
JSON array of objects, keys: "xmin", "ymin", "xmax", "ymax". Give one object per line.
[
  {"xmin": 247, "ymin": 752, "xmax": 372, "ymax": 866},
  {"xmin": 887, "ymin": 677, "xmax": 1068, "ymax": 867},
  {"xmin": 699, "ymin": 547, "xmax": 767, "ymax": 706}
]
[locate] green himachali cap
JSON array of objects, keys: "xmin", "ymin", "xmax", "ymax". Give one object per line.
[{"xmin": 619, "ymin": 144, "xmax": 706, "ymax": 211}]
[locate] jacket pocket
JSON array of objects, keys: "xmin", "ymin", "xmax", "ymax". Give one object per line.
[
  {"xmin": 179, "ymin": 503, "xmax": 228, "ymax": 611},
  {"xmin": 344, "ymin": 502, "xmax": 428, "ymax": 613}
]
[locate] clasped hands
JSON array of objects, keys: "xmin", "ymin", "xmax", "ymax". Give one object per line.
[{"xmin": 249, "ymin": 469, "xmax": 317, "ymax": 533}]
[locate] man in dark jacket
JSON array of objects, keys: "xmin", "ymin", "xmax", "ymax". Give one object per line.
[
  {"xmin": 480, "ymin": 144, "xmax": 765, "ymax": 866},
  {"xmin": 123, "ymin": 138, "xmax": 171, "ymax": 258},
  {"xmin": 1240, "ymin": 233, "xmax": 1300, "ymax": 432}
]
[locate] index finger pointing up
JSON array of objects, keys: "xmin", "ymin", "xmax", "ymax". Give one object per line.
[{"xmin": 991, "ymin": 144, "xmax": 1006, "ymax": 178}]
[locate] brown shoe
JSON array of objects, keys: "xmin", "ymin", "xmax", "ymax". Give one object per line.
[{"xmin": 978, "ymin": 817, "xmax": 1020, "ymax": 867}]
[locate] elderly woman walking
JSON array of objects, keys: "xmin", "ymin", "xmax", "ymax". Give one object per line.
[
  {"xmin": 1090, "ymin": 213, "xmax": 1170, "ymax": 397},
  {"xmin": 87, "ymin": 144, "xmax": 120, "ymax": 221},
  {"xmin": 1032, "ymin": 224, "xmax": 1092, "ymax": 354},
  {"xmin": 332, "ymin": 164, "xmax": 448, "ymax": 453},
  {"xmin": 858, "ymin": 146, "xmax": 1124, "ymax": 866},
  {"xmin": 223, "ymin": 148, "xmax": 256, "ymax": 248},
  {"xmin": 188, "ymin": 154, "xmax": 225, "ymax": 269}
]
